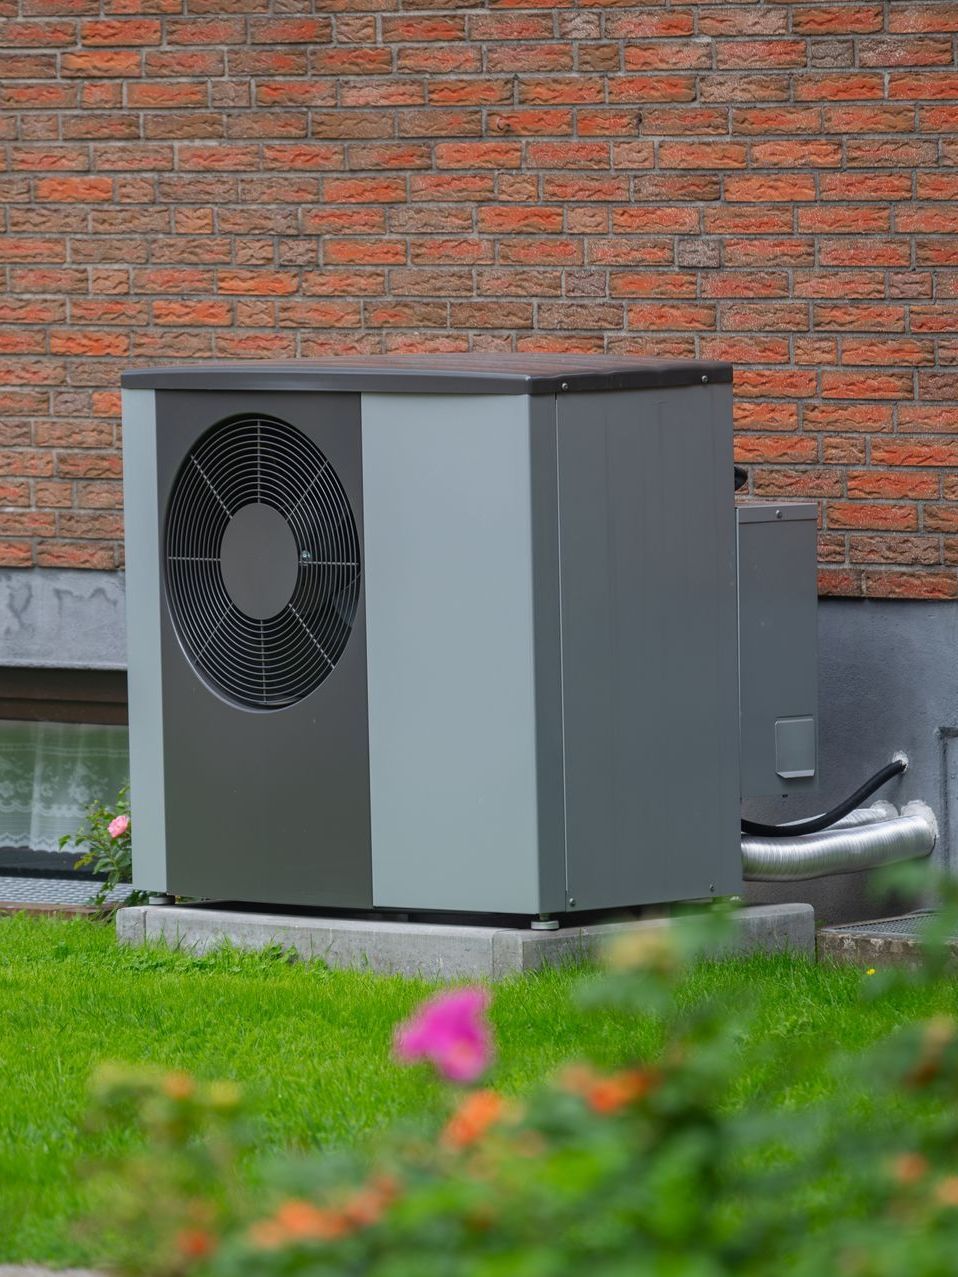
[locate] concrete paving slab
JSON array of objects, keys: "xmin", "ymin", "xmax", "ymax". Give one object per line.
[
  {"xmin": 116, "ymin": 902, "xmax": 815, "ymax": 980},
  {"xmin": 818, "ymin": 911, "xmax": 954, "ymax": 969}
]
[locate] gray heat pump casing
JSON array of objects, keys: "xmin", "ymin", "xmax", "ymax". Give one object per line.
[
  {"xmin": 122, "ymin": 357, "xmax": 743, "ymax": 916},
  {"xmin": 737, "ymin": 503, "xmax": 819, "ymax": 800}
]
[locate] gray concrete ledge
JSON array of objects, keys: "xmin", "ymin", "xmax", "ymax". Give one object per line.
[
  {"xmin": 0, "ymin": 567, "xmax": 126, "ymax": 669},
  {"xmin": 116, "ymin": 902, "xmax": 815, "ymax": 980}
]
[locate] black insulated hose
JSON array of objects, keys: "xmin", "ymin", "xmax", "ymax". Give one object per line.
[{"xmin": 741, "ymin": 758, "xmax": 908, "ymax": 839}]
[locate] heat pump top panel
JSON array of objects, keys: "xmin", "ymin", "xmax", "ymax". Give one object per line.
[{"xmin": 121, "ymin": 354, "xmax": 733, "ymax": 396}]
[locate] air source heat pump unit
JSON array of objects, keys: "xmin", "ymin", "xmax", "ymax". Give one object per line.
[{"xmin": 121, "ymin": 356, "xmax": 742, "ymax": 920}]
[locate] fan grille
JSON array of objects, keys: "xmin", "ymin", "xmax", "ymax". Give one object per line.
[{"xmin": 165, "ymin": 415, "xmax": 361, "ymax": 710}]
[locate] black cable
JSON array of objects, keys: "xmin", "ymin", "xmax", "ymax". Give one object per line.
[{"xmin": 741, "ymin": 758, "xmax": 907, "ymax": 838}]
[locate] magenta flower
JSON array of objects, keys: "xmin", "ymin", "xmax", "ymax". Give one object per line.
[
  {"xmin": 393, "ymin": 987, "xmax": 494, "ymax": 1083},
  {"xmin": 108, "ymin": 813, "xmax": 130, "ymax": 840}
]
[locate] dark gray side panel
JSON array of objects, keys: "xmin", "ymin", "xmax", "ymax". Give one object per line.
[
  {"xmin": 557, "ymin": 385, "xmax": 742, "ymax": 910},
  {"xmin": 154, "ymin": 390, "xmax": 372, "ymax": 908},
  {"xmin": 529, "ymin": 394, "xmax": 567, "ymax": 913},
  {"xmin": 737, "ymin": 505, "xmax": 819, "ymax": 799}
]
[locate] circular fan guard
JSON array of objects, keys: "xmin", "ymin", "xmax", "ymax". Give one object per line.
[{"xmin": 165, "ymin": 415, "xmax": 361, "ymax": 710}]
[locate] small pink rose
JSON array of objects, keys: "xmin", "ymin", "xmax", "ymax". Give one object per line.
[
  {"xmin": 393, "ymin": 987, "xmax": 494, "ymax": 1084},
  {"xmin": 108, "ymin": 813, "xmax": 130, "ymax": 839}
]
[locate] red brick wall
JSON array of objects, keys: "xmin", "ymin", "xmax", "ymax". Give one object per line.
[{"xmin": 1, "ymin": 2, "xmax": 957, "ymax": 598}]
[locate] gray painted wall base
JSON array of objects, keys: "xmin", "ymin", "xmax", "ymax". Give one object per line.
[
  {"xmin": 115, "ymin": 902, "xmax": 815, "ymax": 980},
  {"xmin": 0, "ymin": 568, "xmax": 126, "ymax": 668},
  {"xmin": 745, "ymin": 598, "xmax": 958, "ymax": 925}
]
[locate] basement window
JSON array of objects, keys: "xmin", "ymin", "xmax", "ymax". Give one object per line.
[{"xmin": 0, "ymin": 720, "xmax": 129, "ymax": 855}]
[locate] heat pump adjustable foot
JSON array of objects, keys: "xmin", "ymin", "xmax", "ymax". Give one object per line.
[
  {"xmin": 148, "ymin": 892, "xmax": 175, "ymax": 906},
  {"xmin": 531, "ymin": 915, "xmax": 559, "ymax": 931}
]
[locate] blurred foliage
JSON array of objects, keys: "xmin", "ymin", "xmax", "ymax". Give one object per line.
[{"xmin": 85, "ymin": 877, "xmax": 958, "ymax": 1277}]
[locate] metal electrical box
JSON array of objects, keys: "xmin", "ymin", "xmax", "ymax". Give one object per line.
[
  {"xmin": 121, "ymin": 355, "xmax": 743, "ymax": 917},
  {"xmin": 737, "ymin": 502, "xmax": 819, "ymax": 799}
]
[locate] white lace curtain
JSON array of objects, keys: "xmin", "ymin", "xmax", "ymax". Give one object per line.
[{"xmin": 0, "ymin": 720, "xmax": 130, "ymax": 853}]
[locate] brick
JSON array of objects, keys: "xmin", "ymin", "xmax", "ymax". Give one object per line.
[
  {"xmin": 890, "ymin": 6, "xmax": 958, "ymax": 32},
  {"xmin": 863, "ymin": 571, "xmax": 958, "ymax": 599},
  {"xmin": 805, "ymin": 402, "xmax": 894, "ymax": 432},
  {"xmin": 607, "ymin": 76, "xmax": 696, "ymax": 103},
  {"xmin": 706, "ymin": 74, "xmax": 796, "ymax": 107},
  {"xmin": 626, "ymin": 303, "xmax": 716, "ymax": 330},
  {"xmin": 841, "ymin": 338, "xmax": 934, "ymax": 365},
  {"xmin": 848, "ymin": 470, "xmax": 940, "ymax": 499},
  {"xmin": 249, "ymin": 17, "xmax": 332, "ymax": 43},
  {"xmin": 488, "ymin": 109, "xmax": 572, "ymax": 137},
  {"xmin": 795, "ymin": 73, "xmax": 884, "ymax": 100},
  {"xmin": 734, "ymin": 435, "xmax": 818, "ymax": 464},
  {"xmin": 36, "ymin": 542, "xmax": 116, "ymax": 569},
  {"xmin": 792, "ymin": 7, "xmax": 883, "ymax": 34},
  {"xmin": 698, "ymin": 8, "xmax": 788, "ymax": 36},
  {"xmin": 658, "ymin": 142, "xmax": 747, "ymax": 169},
  {"xmin": 821, "ymin": 371, "xmax": 915, "ymax": 398},
  {"xmin": 849, "ymin": 535, "xmax": 941, "ymax": 565},
  {"xmin": 79, "ymin": 17, "xmax": 160, "ymax": 43},
  {"xmin": 715, "ymin": 40, "xmax": 806, "ymax": 69},
  {"xmin": 217, "ymin": 271, "xmax": 299, "ymax": 296},
  {"xmin": 814, "ymin": 304, "xmax": 906, "ymax": 332},
  {"xmin": 754, "ymin": 468, "xmax": 844, "ymax": 497},
  {"xmin": 32, "ymin": 177, "xmax": 107, "ymax": 209},
  {"xmin": 624, "ymin": 41, "xmax": 711, "ymax": 71},
  {"xmin": 823, "ymin": 105, "xmax": 916, "ymax": 132},
  {"xmin": 725, "ymin": 174, "xmax": 817, "ymax": 201},
  {"xmin": 871, "ymin": 440, "xmax": 958, "ymax": 467},
  {"xmin": 61, "ymin": 49, "xmax": 140, "ymax": 76},
  {"xmin": 827, "ymin": 502, "xmax": 919, "ymax": 531}
]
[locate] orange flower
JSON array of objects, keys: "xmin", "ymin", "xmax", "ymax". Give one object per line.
[
  {"xmin": 162, "ymin": 1072, "xmax": 195, "ymax": 1101},
  {"xmin": 246, "ymin": 1181, "xmax": 399, "ymax": 1253},
  {"xmin": 891, "ymin": 1153, "xmax": 929, "ymax": 1185},
  {"xmin": 441, "ymin": 1089, "xmax": 509, "ymax": 1150},
  {"xmin": 175, "ymin": 1228, "xmax": 217, "ymax": 1260},
  {"xmin": 274, "ymin": 1198, "xmax": 352, "ymax": 1241},
  {"xmin": 585, "ymin": 1069, "xmax": 655, "ymax": 1115},
  {"xmin": 558, "ymin": 1063, "xmax": 657, "ymax": 1114}
]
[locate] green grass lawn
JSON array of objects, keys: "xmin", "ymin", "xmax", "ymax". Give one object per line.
[{"xmin": 2, "ymin": 913, "xmax": 958, "ymax": 1266}]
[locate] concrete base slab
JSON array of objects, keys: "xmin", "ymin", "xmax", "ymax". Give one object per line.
[{"xmin": 116, "ymin": 902, "xmax": 815, "ymax": 980}]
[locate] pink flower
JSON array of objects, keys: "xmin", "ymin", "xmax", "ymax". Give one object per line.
[
  {"xmin": 108, "ymin": 813, "xmax": 130, "ymax": 840},
  {"xmin": 393, "ymin": 987, "xmax": 494, "ymax": 1083}
]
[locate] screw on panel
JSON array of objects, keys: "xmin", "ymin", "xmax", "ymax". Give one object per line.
[
  {"xmin": 560, "ymin": 381, "xmax": 569, "ymax": 391},
  {"xmin": 701, "ymin": 374, "xmax": 709, "ymax": 384},
  {"xmin": 568, "ymin": 896, "xmax": 576, "ymax": 908},
  {"xmin": 775, "ymin": 509, "xmax": 783, "ymax": 520}
]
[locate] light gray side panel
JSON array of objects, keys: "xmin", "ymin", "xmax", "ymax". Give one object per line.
[
  {"xmin": 363, "ymin": 393, "xmax": 541, "ymax": 914},
  {"xmin": 121, "ymin": 388, "xmax": 167, "ymax": 892},
  {"xmin": 557, "ymin": 384, "xmax": 742, "ymax": 911}
]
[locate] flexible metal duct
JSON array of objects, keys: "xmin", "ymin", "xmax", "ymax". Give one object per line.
[
  {"xmin": 782, "ymin": 800, "xmax": 898, "ymax": 830},
  {"xmin": 742, "ymin": 801, "xmax": 937, "ymax": 882}
]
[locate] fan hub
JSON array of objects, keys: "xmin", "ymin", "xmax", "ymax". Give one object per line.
[{"xmin": 220, "ymin": 501, "xmax": 298, "ymax": 620}]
